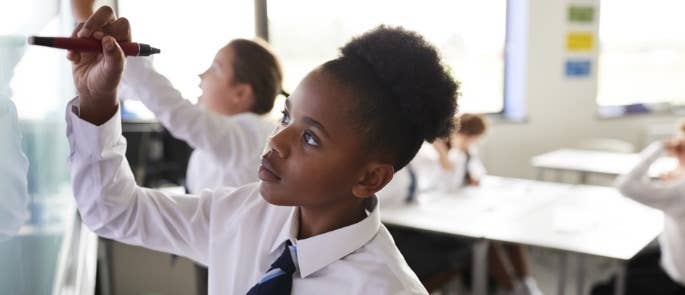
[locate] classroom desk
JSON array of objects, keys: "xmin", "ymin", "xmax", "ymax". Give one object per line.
[
  {"xmin": 381, "ymin": 176, "xmax": 664, "ymax": 295},
  {"xmin": 530, "ymin": 149, "xmax": 676, "ymax": 183}
]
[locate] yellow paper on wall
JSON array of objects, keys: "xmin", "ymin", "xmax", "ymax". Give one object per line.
[{"xmin": 566, "ymin": 32, "xmax": 594, "ymax": 51}]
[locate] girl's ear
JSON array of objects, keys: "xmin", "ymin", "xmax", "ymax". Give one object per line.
[
  {"xmin": 234, "ymin": 83, "xmax": 254, "ymax": 105},
  {"xmin": 352, "ymin": 163, "xmax": 394, "ymax": 198}
]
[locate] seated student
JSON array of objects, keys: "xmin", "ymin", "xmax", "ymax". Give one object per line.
[
  {"xmin": 419, "ymin": 114, "xmax": 541, "ymax": 295},
  {"xmin": 376, "ymin": 114, "xmax": 486, "ymax": 205},
  {"xmin": 377, "ymin": 135, "xmax": 472, "ymax": 291},
  {"xmin": 592, "ymin": 131, "xmax": 685, "ymax": 294},
  {"xmin": 377, "ymin": 114, "xmax": 487, "ymax": 204},
  {"xmin": 419, "ymin": 113, "xmax": 487, "ymax": 192},
  {"xmin": 65, "ymin": 6, "xmax": 459, "ymax": 294},
  {"xmin": 119, "ymin": 38, "xmax": 283, "ymax": 192}
]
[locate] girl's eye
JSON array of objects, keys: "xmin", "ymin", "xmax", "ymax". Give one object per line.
[
  {"xmin": 303, "ymin": 131, "xmax": 319, "ymax": 147},
  {"xmin": 280, "ymin": 109, "xmax": 291, "ymax": 126}
]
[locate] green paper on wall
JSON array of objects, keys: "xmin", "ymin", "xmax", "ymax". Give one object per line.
[{"xmin": 568, "ymin": 5, "xmax": 594, "ymax": 23}]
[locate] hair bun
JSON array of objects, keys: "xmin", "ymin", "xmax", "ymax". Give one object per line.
[{"xmin": 340, "ymin": 25, "xmax": 459, "ymax": 142}]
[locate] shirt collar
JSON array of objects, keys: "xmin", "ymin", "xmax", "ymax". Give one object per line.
[
  {"xmin": 270, "ymin": 207, "xmax": 300, "ymax": 253},
  {"xmin": 269, "ymin": 196, "xmax": 381, "ymax": 278}
]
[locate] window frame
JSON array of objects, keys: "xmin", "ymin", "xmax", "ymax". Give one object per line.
[
  {"xmin": 595, "ymin": 0, "xmax": 685, "ymax": 119},
  {"xmin": 259, "ymin": 0, "xmax": 526, "ymax": 120}
]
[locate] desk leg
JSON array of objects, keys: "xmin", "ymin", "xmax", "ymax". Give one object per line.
[
  {"xmin": 558, "ymin": 252, "xmax": 568, "ymax": 295},
  {"xmin": 537, "ymin": 168, "xmax": 545, "ymax": 181},
  {"xmin": 472, "ymin": 239, "xmax": 489, "ymax": 295},
  {"xmin": 97, "ymin": 238, "xmax": 113, "ymax": 295},
  {"xmin": 614, "ymin": 261, "xmax": 627, "ymax": 295},
  {"xmin": 579, "ymin": 172, "xmax": 588, "ymax": 184},
  {"xmin": 556, "ymin": 170, "xmax": 564, "ymax": 183},
  {"xmin": 576, "ymin": 254, "xmax": 585, "ymax": 295}
]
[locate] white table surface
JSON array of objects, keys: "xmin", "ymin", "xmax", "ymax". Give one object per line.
[
  {"xmin": 530, "ymin": 149, "xmax": 676, "ymax": 178},
  {"xmin": 381, "ymin": 176, "xmax": 664, "ymax": 260}
]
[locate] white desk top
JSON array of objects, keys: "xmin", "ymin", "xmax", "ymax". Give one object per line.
[
  {"xmin": 530, "ymin": 148, "xmax": 676, "ymax": 177},
  {"xmin": 382, "ymin": 177, "xmax": 569, "ymax": 238},
  {"xmin": 381, "ymin": 176, "xmax": 664, "ymax": 260}
]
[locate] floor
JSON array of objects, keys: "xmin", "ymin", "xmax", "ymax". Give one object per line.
[{"xmin": 431, "ymin": 246, "xmax": 621, "ymax": 295}]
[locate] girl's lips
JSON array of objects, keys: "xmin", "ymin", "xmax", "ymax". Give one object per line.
[{"xmin": 258, "ymin": 158, "xmax": 281, "ymax": 182}]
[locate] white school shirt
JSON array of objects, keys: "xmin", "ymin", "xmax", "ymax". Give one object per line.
[
  {"xmin": 65, "ymin": 98, "xmax": 427, "ymax": 295},
  {"xmin": 415, "ymin": 143, "xmax": 486, "ymax": 192},
  {"xmin": 615, "ymin": 142, "xmax": 685, "ymax": 285},
  {"xmin": 119, "ymin": 58, "xmax": 276, "ymax": 192},
  {"xmin": 0, "ymin": 99, "xmax": 28, "ymax": 241}
]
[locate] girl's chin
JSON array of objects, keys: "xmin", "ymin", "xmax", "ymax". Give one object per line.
[{"xmin": 259, "ymin": 182, "xmax": 293, "ymax": 206}]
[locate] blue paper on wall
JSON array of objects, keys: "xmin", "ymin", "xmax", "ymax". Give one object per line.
[{"xmin": 565, "ymin": 60, "xmax": 591, "ymax": 77}]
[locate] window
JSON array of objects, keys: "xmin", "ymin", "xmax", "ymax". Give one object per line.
[
  {"xmin": 597, "ymin": 0, "xmax": 685, "ymax": 108},
  {"xmin": 118, "ymin": 0, "xmax": 255, "ymax": 105},
  {"xmin": 266, "ymin": 0, "xmax": 510, "ymax": 114}
]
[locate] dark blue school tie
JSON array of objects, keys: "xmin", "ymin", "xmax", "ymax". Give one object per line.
[
  {"xmin": 463, "ymin": 151, "xmax": 472, "ymax": 185},
  {"xmin": 406, "ymin": 164, "xmax": 417, "ymax": 203},
  {"xmin": 246, "ymin": 241, "xmax": 296, "ymax": 295}
]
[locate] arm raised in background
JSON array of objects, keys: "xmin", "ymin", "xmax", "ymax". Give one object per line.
[
  {"xmin": 0, "ymin": 37, "xmax": 29, "ymax": 241},
  {"xmin": 615, "ymin": 141, "xmax": 685, "ymax": 216},
  {"xmin": 120, "ymin": 55, "xmax": 269, "ymax": 168},
  {"xmin": 0, "ymin": 101, "xmax": 29, "ymax": 241}
]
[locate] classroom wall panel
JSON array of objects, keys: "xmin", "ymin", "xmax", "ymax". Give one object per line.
[{"xmin": 479, "ymin": 0, "xmax": 682, "ymax": 179}]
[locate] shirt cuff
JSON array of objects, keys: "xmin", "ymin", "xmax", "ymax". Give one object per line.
[
  {"xmin": 65, "ymin": 97, "xmax": 123, "ymax": 157},
  {"xmin": 119, "ymin": 56, "xmax": 155, "ymax": 99},
  {"xmin": 122, "ymin": 56, "xmax": 154, "ymax": 85}
]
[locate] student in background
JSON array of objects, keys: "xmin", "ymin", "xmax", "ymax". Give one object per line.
[
  {"xmin": 119, "ymin": 39, "xmax": 283, "ymax": 193},
  {"xmin": 658, "ymin": 120, "xmax": 685, "ymax": 182},
  {"xmin": 71, "ymin": 0, "xmax": 284, "ymax": 194},
  {"xmin": 377, "ymin": 114, "xmax": 487, "ymax": 205},
  {"xmin": 376, "ymin": 115, "xmax": 472, "ymax": 292},
  {"xmin": 418, "ymin": 114, "xmax": 541, "ymax": 295},
  {"xmin": 419, "ymin": 113, "xmax": 487, "ymax": 192},
  {"xmin": 592, "ymin": 126, "xmax": 685, "ymax": 294},
  {"xmin": 65, "ymin": 7, "xmax": 459, "ymax": 294}
]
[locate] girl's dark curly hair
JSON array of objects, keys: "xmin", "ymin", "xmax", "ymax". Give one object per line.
[{"xmin": 322, "ymin": 25, "xmax": 459, "ymax": 170}]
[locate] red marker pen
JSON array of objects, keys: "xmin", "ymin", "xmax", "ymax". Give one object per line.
[{"xmin": 27, "ymin": 36, "xmax": 160, "ymax": 56}]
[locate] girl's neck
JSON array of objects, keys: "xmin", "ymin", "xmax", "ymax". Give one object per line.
[{"xmin": 297, "ymin": 197, "xmax": 367, "ymax": 240}]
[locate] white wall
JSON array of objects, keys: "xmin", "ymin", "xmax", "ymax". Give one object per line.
[{"xmin": 479, "ymin": 0, "xmax": 682, "ymax": 179}]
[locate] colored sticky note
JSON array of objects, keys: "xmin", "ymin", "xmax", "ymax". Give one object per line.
[
  {"xmin": 566, "ymin": 32, "xmax": 594, "ymax": 51},
  {"xmin": 568, "ymin": 5, "xmax": 594, "ymax": 22},
  {"xmin": 565, "ymin": 60, "xmax": 591, "ymax": 77}
]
